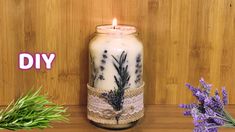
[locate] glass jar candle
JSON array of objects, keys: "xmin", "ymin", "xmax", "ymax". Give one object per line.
[{"xmin": 87, "ymin": 19, "xmax": 144, "ymax": 129}]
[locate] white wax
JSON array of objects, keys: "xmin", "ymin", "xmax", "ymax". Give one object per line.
[{"xmin": 89, "ymin": 25, "xmax": 143, "ymax": 90}]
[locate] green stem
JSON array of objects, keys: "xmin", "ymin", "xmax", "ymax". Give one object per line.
[
  {"xmin": 223, "ymin": 124, "xmax": 235, "ymax": 128},
  {"xmin": 224, "ymin": 110, "xmax": 235, "ymax": 126}
]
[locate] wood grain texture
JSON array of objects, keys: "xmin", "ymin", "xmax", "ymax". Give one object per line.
[
  {"xmin": 0, "ymin": 105, "xmax": 232, "ymax": 132},
  {"xmin": 0, "ymin": 0, "xmax": 234, "ymax": 105}
]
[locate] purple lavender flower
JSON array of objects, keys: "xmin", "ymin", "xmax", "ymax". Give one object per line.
[
  {"xmin": 207, "ymin": 128, "xmax": 218, "ymax": 132},
  {"xmin": 194, "ymin": 126, "xmax": 206, "ymax": 132},
  {"xmin": 179, "ymin": 103, "xmax": 197, "ymax": 109},
  {"xmin": 185, "ymin": 83, "xmax": 201, "ymax": 96},
  {"xmin": 214, "ymin": 94, "xmax": 224, "ymax": 110},
  {"xmin": 195, "ymin": 91, "xmax": 207, "ymax": 102},
  {"xmin": 213, "ymin": 118, "xmax": 224, "ymax": 125},
  {"xmin": 185, "ymin": 83, "xmax": 208, "ymax": 104},
  {"xmin": 205, "ymin": 122, "xmax": 219, "ymax": 132},
  {"xmin": 200, "ymin": 78, "xmax": 212, "ymax": 95},
  {"xmin": 193, "ymin": 122, "xmax": 218, "ymax": 132},
  {"xmin": 204, "ymin": 99, "xmax": 223, "ymax": 111},
  {"xmin": 191, "ymin": 108, "xmax": 207, "ymax": 121},
  {"xmin": 183, "ymin": 110, "xmax": 191, "ymax": 116},
  {"xmin": 204, "ymin": 97, "xmax": 213, "ymax": 106},
  {"xmin": 180, "ymin": 78, "xmax": 235, "ymax": 132},
  {"xmin": 205, "ymin": 107, "xmax": 216, "ymax": 116},
  {"xmin": 222, "ymin": 87, "xmax": 228, "ymax": 105}
]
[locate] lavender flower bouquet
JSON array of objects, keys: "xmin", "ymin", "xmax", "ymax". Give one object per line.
[{"xmin": 180, "ymin": 78, "xmax": 235, "ymax": 132}]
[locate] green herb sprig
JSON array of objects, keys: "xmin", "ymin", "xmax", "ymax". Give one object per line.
[
  {"xmin": 0, "ymin": 88, "xmax": 68, "ymax": 130},
  {"xmin": 101, "ymin": 51, "xmax": 130, "ymax": 123}
]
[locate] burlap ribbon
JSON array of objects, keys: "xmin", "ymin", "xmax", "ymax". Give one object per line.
[
  {"xmin": 101, "ymin": 106, "xmax": 134, "ymax": 119},
  {"xmin": 87, "ymin": 83, "xmax": 144, "ymax": 125}
]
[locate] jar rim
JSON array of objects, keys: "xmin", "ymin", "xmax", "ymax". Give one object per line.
[{"xmin": 95, "ymin": 24, "xmax": 137, "ymax": 35}]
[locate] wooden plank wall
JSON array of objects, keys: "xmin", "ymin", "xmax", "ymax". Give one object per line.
[{"xmin": 0, "ymin": 0, "xmax": 234, "ymax": 105}]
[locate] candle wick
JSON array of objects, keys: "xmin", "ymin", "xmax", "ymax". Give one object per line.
[{"xmin": 113, "ymin": 26, "xmax": 116, "ymax": 29}]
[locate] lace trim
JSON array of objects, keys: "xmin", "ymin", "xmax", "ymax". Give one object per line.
[{"xmin": 88, "ymin": 93, "xmax": 143, "ymax": 115}]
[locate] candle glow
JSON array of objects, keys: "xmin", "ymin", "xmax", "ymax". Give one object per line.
[{"xmin": 112, "ymin": 18, "xmax": 117, "ymax": 28}]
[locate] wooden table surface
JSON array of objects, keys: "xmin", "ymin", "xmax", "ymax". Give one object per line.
[{"xmin": 2, "ymin": 105, "xmax": 235, "ymax": 132}]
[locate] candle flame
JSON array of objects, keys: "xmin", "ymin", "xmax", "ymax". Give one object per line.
[{"xmin": 112, "ymin": 18, "xmax": 117, "ymax": 28}]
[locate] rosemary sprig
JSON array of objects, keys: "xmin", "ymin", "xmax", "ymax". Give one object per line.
[
  {"xmin": 0, "ymin": 88, "xmax": 68, "ymax": 131},
  {"xmin": 112, "ymin": 51, "xmax": 130, "ymax": 93},
  {"xmin": 101, "ymin": 51, "xmax": 130, "ymax": 123}
]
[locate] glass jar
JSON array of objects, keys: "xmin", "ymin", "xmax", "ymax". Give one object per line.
[{"xmin": 87, "ymin": 24, "xmax": 144, "ymax": 129}]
